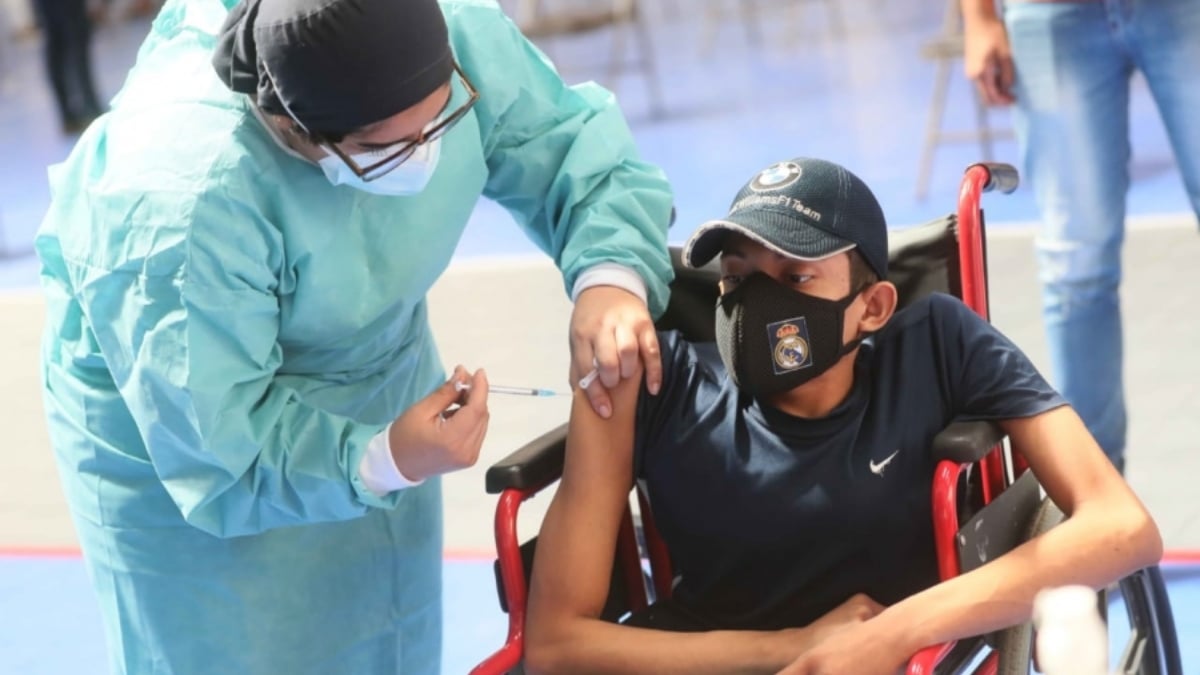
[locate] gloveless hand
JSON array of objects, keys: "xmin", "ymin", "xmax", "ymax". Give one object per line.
[
  {"xmin": 961, "ymin": 14, "xmax": 1015, "ymax": 106},
  {"xmin": 389, "ymin": 366, "xmax": 490, "ymax": 481},
  {"xmin": 569, "ymin": 285, "xmax": 662, "ymax": 419},
  {"xmin": 775, "ymin": 615, "xmax": 907, "ymax": 675}
]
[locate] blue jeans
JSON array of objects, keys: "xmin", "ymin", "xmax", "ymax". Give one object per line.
[{"xmin": 1005, "ymin": 0, "xmax": 1200, "ymax": 470}]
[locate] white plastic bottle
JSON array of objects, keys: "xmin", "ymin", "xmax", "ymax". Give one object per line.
[{"xmin": 1033, "ymin": 585, "xmax": 1109, "ymax": 675}]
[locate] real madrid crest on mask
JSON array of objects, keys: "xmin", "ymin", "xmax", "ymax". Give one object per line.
[
  {"xmin": 715, "ymin": 273, "xmax": 866, "ymax": 396},
  {"xmin": 749, "ymin": 161, "xmax": 803, "ymax": 192},
  {"xmin": 768, "ymin": 318, "xmax": 813, "ymax": 374}
]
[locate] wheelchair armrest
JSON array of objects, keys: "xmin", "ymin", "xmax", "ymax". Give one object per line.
[
  {"xmin": 907, "ymin": 635, "xmax": 991, "ymax": 674},
  {"xmin": 931, "ymin": 420, "xmax": 1005, "ymax": 464},
  {"xmin": 484, "ymin": 423, "xmax": 569, "ymax": 494}
]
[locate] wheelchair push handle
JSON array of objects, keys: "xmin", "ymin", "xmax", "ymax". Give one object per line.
[
  {"xmin": 957, "ymin": 162, "xmax": 1020, "ymax": 322},
  {"xmin": 966, "ymin": 162, "xmax": 1019, "ymax": 195}
]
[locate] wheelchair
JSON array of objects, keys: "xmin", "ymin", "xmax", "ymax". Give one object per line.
[{"xmin": 471, "ymin": 164, "xmax": 1182, "ymax": 675}]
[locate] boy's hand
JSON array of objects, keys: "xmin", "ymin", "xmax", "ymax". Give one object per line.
[
  {"xmin": 776, "ymin": 616, "xmax": 906, "ymax": 675},
  {"xmin": 774, "ymin": 595, "xmax": 907, "ymax": 675}
]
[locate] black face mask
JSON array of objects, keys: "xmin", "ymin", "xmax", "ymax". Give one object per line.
[{"xmin": 715, "ymin": 273, "xmax": 864, "ymax": 397}]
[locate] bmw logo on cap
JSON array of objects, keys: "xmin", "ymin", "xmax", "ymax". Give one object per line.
[{"xmin": 749, "ymin": 161, "xmax": 803, "ymax": 192}]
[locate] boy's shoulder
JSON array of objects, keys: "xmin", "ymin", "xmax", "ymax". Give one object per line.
[
  {"xmin": 872, "ymin": 292, "xmax": 988, "ymax": 349},
  {"xmin": 883, "ymin": 292, "xmax": 973, "ymax": 332},
  {"xmin": 657, "ymin": 330, "xmax": 724, "ymax": 376},
  {"xmin": 646, "ymin": 330, "xmax": 734, "ymax": 416},
  {"xmin": 865, "ymin": 292, "xmax": 1005, "ymax": 374}
]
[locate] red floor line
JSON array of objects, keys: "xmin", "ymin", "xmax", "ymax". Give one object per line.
[
  {"xmin": 4, "ymin": 547, "xmax": 1200, "ymax": 564},
  {"xmin": 0, "ymin": 546, "xmax": 498, "ymax": 560},
  {"xmin": 0, "ymin": 546, "xmax": 82, "ymax": 558},
  {"xmin": 1163, "ymin": 550, "xmax": 1200, "ymax": 564},
  {"xmin": 443, "ymin": 549, "xmax": 495, "ymax": 561}
]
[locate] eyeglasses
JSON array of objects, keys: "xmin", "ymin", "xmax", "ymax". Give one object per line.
[{"xmin": 263, "ymin": 60, "xmax": 480, "ymax": 182}]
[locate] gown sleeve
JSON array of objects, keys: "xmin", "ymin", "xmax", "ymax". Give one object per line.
[
  {"xmin": 76, "ymin": 185, "xmax": 405, "ymax": 538},
  {"xmin": 449, "ymin": 2, "xmax": 676, "ymax": 317}
]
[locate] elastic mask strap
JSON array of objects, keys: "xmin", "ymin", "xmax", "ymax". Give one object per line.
[
  {"xmin": 840, "ymin": 334, "xmax": 870, "ymax": 356},
  {"xmin": 836, "ymin": 285, "xmax": 873, "ymax": 355},
  {"xmin": 249, "ymin": 100, "xmax": 312, "ymax": 163}
]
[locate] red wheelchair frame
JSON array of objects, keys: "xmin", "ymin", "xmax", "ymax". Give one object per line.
[
  {"xmin": 471, "ymin": 164, "xmax": 1173, "ymax": 675},
  {"xmin": 903, "ymin": 165, "xmax": 1015, "ymax": 674}
]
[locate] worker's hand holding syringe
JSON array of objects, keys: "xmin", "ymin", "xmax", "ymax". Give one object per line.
[
  {"xmin": 388, "ymin": 366, "xmax": 491, "ymax": 481},
  {"xmin": 387, "ymin": 363, "xmax": 600, "ymax": 481}
]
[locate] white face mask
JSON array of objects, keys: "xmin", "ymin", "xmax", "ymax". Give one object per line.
[
  {"xmin": 317, "ymin": 137, "xmax": 442, "ymax": 196},
  {"xmin": 248, "ymin": 94, "xmax": 447, "ymax": 197}
]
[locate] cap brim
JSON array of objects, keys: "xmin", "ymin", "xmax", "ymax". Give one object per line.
[{"xmin": 681, "ymin": 216, "xmax": 856, "ymax": 268}]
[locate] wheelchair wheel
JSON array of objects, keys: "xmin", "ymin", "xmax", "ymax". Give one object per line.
[{"xmin": 994, "ymin": 499, "xmax": 1183, "ymax": 675}]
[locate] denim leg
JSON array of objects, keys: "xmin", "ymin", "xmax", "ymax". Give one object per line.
[
  {"xmin": 1128, "ymin": 0, "xmax": 1200, "ymax": 221},
  {"xmin": 1005, "ymin": 1, "xmax": 1132, "ymax": 469},
  {"xmin": 61, "ymin": 0, "xmax": 103, "ymax": 118},
  {"xmin": 30, "ymin": 0, "xmax": 73, "ymax": 124}
]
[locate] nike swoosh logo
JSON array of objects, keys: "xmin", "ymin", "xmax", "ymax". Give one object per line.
[{"xmin": 869, "ymin": 450, "xmax": 901, "ymax": 476}]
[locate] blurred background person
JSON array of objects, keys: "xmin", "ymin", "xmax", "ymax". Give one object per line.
[
  {"xmin": 29, "ymin": 0, "xmax": 104, "ymax": 133},
  {"xmin": 962, "ymin": 0, "xmax": 1200, "ymax": 473}
]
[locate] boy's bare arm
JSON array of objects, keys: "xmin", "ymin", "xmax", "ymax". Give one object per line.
[
  {"xmin": 780, "ymin": 405, "xmax": 1162, "ymax": 675},
  {"xmin": 525, "ymin": 364, "xmax": 856, "ymax": 675}
]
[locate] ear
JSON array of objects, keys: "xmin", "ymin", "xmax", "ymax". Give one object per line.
[
  {"xmin": 266, "ymin": 113, "xmax": 326, "ymax": 162},
  {"xmin": 856, "ymin": 281, "xmax": 898, "ymax": 334}
]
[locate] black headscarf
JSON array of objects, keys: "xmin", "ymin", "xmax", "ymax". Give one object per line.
[{"xmin": 212, "ymin": 0, "xmax": 454, "ymax": 136}]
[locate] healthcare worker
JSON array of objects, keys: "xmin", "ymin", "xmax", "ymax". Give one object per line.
[{"xmin": 34, "ymin": 0, "xmax": 674, "ymax": 673}]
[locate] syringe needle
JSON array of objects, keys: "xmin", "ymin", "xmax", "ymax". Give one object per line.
[{"xmin": 454, "ymin": 381, "xmax": 568, "ymax": 397}]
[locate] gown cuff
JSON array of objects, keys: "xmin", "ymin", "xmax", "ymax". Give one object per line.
[
  {"xmin": 570, "ymin": 262, "xmax": 648, "ymax": 305},
  {"xmin": 358, "ymin": 423, "xmax": 424, "ymax": 496}
]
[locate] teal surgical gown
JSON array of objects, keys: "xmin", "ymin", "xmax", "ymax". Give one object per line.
[{"xmin": 34, "ymin": 0, "xmax": 673, "ymax": 672}]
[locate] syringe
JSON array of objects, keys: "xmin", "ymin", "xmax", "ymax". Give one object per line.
[
  {"xmin": 453, "ymin": 366, "xmax": 600, "ymax": 397},
  {"xmin": 455, "ymin": 381, "xmax": 567, "ymax": 397}
]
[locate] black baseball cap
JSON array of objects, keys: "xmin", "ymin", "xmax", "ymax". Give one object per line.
[{"xmin": 683, "ymin": 157, "xmax": 889, "ymax": 280}]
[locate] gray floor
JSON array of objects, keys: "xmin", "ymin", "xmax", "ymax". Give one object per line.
[{"xmin": 3, "ymin": 218, "xmax": 1199, "ymax": 555}]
